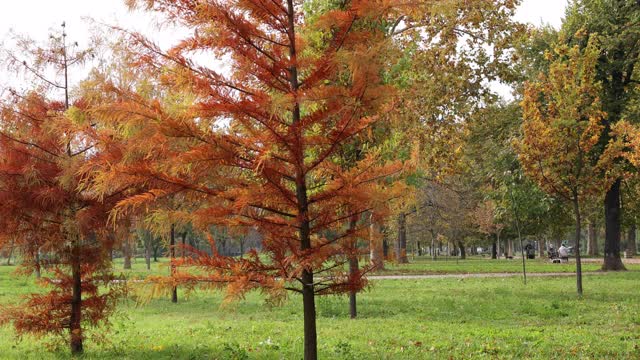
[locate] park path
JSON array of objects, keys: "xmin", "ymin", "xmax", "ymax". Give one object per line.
[
  {"xmin": 367, "ymin": 272, "xmax": 606, "ymax": 280},
  {"xmin": 581, "ymin": 257, "xmax": 640, "ymax": 264}
]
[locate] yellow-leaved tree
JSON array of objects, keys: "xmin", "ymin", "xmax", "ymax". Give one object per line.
[{"xmin": 516, "ymin": 35, "xmax": 623, "ymax": 296}]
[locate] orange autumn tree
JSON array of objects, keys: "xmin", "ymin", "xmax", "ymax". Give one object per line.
[
  {"xmin": 0, "ymin": 27, "xmax": 124, "ymax": 354},
  {"xmin": 87, "ymin": 1, "xmax": 403, "ymax": 359},
  {"xmin": 517, "ymin": 36, "xmax": 621, "ymax": 296},
  {"xmin": 472, "ymin": 199, "xmax": 504, "ymax": 259}
]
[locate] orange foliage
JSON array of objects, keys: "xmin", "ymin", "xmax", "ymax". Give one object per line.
[
  {"xmin": 87, "ymin": 1, "xmax": 405, "ymax": 357},
  {"xmin": 0, "ymin": 29, "xmax": 129, "ymax": 352}
]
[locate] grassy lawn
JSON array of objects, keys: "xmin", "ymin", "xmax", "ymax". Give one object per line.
[{"xmin": 1, "ymin": 263, "xmax": 639, "ymax": 359}]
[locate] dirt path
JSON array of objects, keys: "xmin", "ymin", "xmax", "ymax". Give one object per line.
[
  {"xmin": 367, "ymin": 272, "xmax": 606, "ymax": 280},
  {"xmin": 581, "ymin": 257, "xmax": 640, "ymax": 264}
]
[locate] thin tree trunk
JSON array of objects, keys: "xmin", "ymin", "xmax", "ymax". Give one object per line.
[
  {"xmin": 538, "ymin": 239, "xmax": 544, "ymax": 258},
  {"xmin": 626, "ymin": 222, "xmax": 636, "ymax": 258},
  {"xmin": 430, "ymin": 230, "xmax": 437, "ymax": 261},
  {"xmin": 491, "ymin": 237, "xmax": 497, "ymax": 259},
  {"xmin": 153, "ymin": 242, "xmax": 159, "ymax": 262},
  {"xmin": 348, "ymin": 255, "xmax": 358, "ymax": 318},
  {"xmin": 287, "ymin": 1, "xmax": 317, "ymax": 355},
  {"xmin": 587, "ymin": 219, "xmax": 598, "ymax": 256},
  {"xmin": 395, "ymin": 212, "xmax": 408, "ymax": 263},
  {"xmin": 170, "ymin": 224, "xmax": 177, "ymax": 303},
  {"xmin": 34, "ymin": 249, "xmax": 41, "ymax": 279},
  {"xmin": 497, "ymin": 231, "xmax": 501, "ymax": 259},
  {"xmin": 507, "ymin": 238, "xmax": 513, "ymax": 257},
  {"xmin": 347, "ymin": 216, "xmax": 358, "ymax": 319},
  {"xmin": 6, "ymin": 238, "xmax": 14, "ymax": 265},
  {"xmin": 573, "ymin": 197, "xmax": 583, "ymax": 296},
  {"xmin": 181, "ymin": 231, "xmax": 187, "ymax": 258},
  {"xmin": 297, "ymin": 186, "xmax": 317, "ymax": 360},
  {"xmin": 69, "ymin": 240, "xmax": 83, "ymax": 355},
  {"xmin": 123, "ymin": 233, "xmax": 131, "ymax": 270},
  {"xmin": 457, "ymin": 241, "xmax": 466, "ymax": 260},
  {"xmin": 603, "ymin": 179, "xmax": 626, "ymax": 270},
  {"xmin": 369, "ymin": 213, "xmax": 384, "ymax": 270},
  {"xmin": 144, "ymin": 231, "xmax": 151, "ymax": 270},
  {"xmin": 301, "ymin": 269, "xmax": 317, "ymax": 360}
]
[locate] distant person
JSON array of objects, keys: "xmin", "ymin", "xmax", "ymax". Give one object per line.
[{"xmin": 558, "ymin": 243, "xmax": 569, "ymax": 263}]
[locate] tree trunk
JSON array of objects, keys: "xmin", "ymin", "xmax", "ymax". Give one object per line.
[
  {"xmin": 573, "ymin": 197, "xmax": 583, "ymax": 296},
  {"xmin": 123, "ymin": 233, "xmax": 132, "ymax": 270},
  {"xmin": 369, "ymin": 213, "xmax": 384, "ymax": 270},
  {"xmin": 348, "ymin": 216, "xmax": 358, "ymax": 319},
  {"xmin": 5, "ymin": 238, "xmax": 14, "ymax": 265},
  {"xmin": 417, "ymin": 241, "xmax": 422, "ymax": 256},
  {"xmin": 296, "ymin": 177, "xmax": 317, "ymax": 360},
  {"xmin": 144, "ymin": 232, "xmax": 151, "ymax": 270},
  {"xmin": 537, "ymin": 240, "xmax": 543, "ymax": 257},
  {"xmin": 287, "ymin": 1, "xmax": 318, "ymax": 356},
  {"xmin": 153, "ymin": 242, "xmax": 159, "ymax": 262},
  {"xmin": 497, "ymin": 231, "xmax": 501, "ymax": 259},
  {"xmin": 170, "ymin": 224, "xmax": 178, "ymax": 303},
  {"xmin": 349, "ymin": 256, "xmax": 359, "ymax": 319},
  {"xmin": 507, "ymin": 238, "xmax": 513, "ymax": 258},
  {"xmin": 587, "ymin": 219, "xmax": 598, "ymax": 256},
  {"xmin": 491, "ymin": 237, "xmax": 497, "ymax": 259},
  {"xmin": 626, "ymin": 222, "xmax": 636, "ymax": 258},
  {"xmin": 348, "ymin": 255, "xmax": 358, "ymax": 319},
  {"xmin": 457, "ymin": 241, "xmax": 466, "ymax": 260},
  {"xmin": 34, "ymin": 249, "xmax": 41, "ymax": 279},
  {"xmin": 603, "ymin": 179, "xmax": 626, "ymax": 270},
  {"xmin": 430, "ymin": 230, "xmax": 437, "ymax": 261},
  {"xmin": 395, "ymin": 212, "xmax": 408, "ymax": 263},
  {"xmin": 302, "ymin": 269, "xmax": 317, "ymax": 360},
  {"xmin": 219, "ymin": 238, "xmax": 227, "ymax": 256},
  {"xmin": 181, "ymin": 231, "xmax": 187, "ymax": 258},
  {"xmin": 295, "ymin": 177, "xmax": 317, "ymax": 359},
  {"xmin": 69, "ymin": 241, "xmax": 83, "ymax": 355}
]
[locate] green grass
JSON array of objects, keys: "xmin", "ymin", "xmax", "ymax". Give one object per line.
[{"xmin": 1, "ymin": 263, "xmax": 639, "ymax": 359}]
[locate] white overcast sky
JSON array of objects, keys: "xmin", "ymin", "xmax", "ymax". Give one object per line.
[
  {"xmin": 0, "ymin": 0, "xmax": 568, "ymax": 97},
  {"xmin": 0, "ymin": 0, "xmax": 568, "ymax": 46}
]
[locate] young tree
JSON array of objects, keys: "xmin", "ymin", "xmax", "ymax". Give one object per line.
[
  {"xmin": 562, "ymin": 0, "xmax": 640, "ymax": 270},
  {"xmin": 0, "ymin": 26, "xmax": 123, "ymax": 354},
  {"xmin": 517, "ymin": 37, "xmax": 619, "ymax": 295},
  {"xmin": 88, "ymin": 1, "xmax": 403, "ymax": 359}
]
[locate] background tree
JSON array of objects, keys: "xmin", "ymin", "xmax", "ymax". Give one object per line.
[
  {"xmin": 473, "ymin": 199, "xmax": 504, "ymax": 259},
  {"xmin": 0, "ymin": 26, "xmax": 124, "ymax": 354},
  {"xmin": 299, "ymin": 1, "xmax": 524, "ymax": 271}
]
